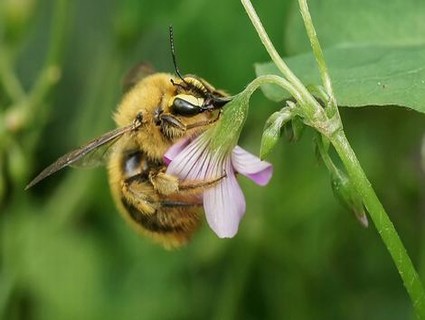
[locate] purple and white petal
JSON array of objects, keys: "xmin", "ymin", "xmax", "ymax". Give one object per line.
[
  {"xmin": 231, "ymin": 146, "xmax": 273, "ymax": 186},
  {"xmin": 164, "ymin": 137, "xmax": 191, "ymax": 165},
  {"xmin": 165, "ymin": 131, "xmax": 273, "ymax": 238},
  {"xmin": 203, "ymin": 160, "xmax": 246, "ymax": 238},
  {"xmin": 166, "ymin": 135, "xmax": 210, "ymax": 180}
]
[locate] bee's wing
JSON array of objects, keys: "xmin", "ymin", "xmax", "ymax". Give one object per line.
[
  {"xmin": 70, "ymin": 137, "xmax": 117, "ymax": 168},
  {"xmin": 122, "ymin": 63, "xmax": 155, "ymax": 93},
  {"xmin": 25, "ymin": 124, "xmax": 135, "ymax": 190}
]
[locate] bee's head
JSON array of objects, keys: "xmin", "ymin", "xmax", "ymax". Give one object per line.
[
  {"xmin": 150, "ymin": 27, "xmax": 232, "ymax": 140},
  {"xmin": 169, "ymin": 75, "xmax": 231, "ymax": 116},
  {"xmin": 153, "ymin": 74, "xmax": 231, "ymax": 140},
  {"xmin": 163, "ymin": 27, "xmax": 231, "ymax": 119}
]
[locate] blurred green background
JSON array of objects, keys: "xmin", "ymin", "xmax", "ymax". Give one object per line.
[{"xmin": 1, "ymin": 0, "xmax": 425, "ymax": 319}]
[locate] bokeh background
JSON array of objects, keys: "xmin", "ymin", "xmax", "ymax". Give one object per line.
[{"xmin": 1, "ymin": 0, "xmax": 425, "ymax": 319}]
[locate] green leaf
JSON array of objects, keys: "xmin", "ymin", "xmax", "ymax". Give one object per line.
[
  {"xmin": 255, "ymin": 44, "xmax": 425, "ymax": 113},
  {"xmin": 285, "ymin": 0, "xmax": 425, "ymax": 55}
]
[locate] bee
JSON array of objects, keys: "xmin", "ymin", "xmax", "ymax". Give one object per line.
[{"xmin": 26, "ymin": 28, "xmax": 231, "ymax": 248}]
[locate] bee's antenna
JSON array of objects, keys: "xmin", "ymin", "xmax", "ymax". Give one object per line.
[{"xmin": 169, "ymin": 25, "xmax": 186, "ymax": 83}]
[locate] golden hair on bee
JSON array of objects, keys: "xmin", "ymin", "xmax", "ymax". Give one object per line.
[
  {"xmin": 108, "ymin": 72, "xmax": 228, "ymax": 248},
  {"xmin": 26, "ymin": 27, "xmax": 232, "ymax": 248}
]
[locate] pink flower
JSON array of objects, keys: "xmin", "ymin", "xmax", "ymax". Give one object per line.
[{"xmin": 164, "ymin": 133, "xmax": 272, "ymax": 238}]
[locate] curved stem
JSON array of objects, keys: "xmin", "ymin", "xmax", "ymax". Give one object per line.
[
  {"xmin": 210, "ymin": 74, "xmax": 298, "ymax": 151},
  {"xmin": 241, "ymin": 0, "xmax": 326, "ymax": 123},
  {"xmin": 331, "ymin": 129, "xmax": 425, "ymax": 319},
  {"xmin": 245, "ymin": 75, "xmax": 298, "ymax": 100},
  {"xmin": 297, "ymin": 0, "xmax": 336, "ymax": 108},
  {"xmin": 241, "ymin": 0, "xmax": 303, "ymax": 95},
  {"xmin": 241, "ymin": 0, "xmax": 425, "ymax": 317}
]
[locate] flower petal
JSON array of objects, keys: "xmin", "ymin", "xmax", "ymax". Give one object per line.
[
  {"xmin": 166, "ymin": 134, "xmax": 246, "ymax": 238},
  {"xmin": 203, "ymin": 161, "xmax": 246, "ymax": 238},
  {"xmin": 231, "ymin": 146, "xmax": 273, "ymax": 186},
  {"xmin": 166, "ymin": 134, "xmax": 211, "ymax": 180},
  {"xmin": 163, "ymin": 137, "xmax": 191, "ymax": 165}
]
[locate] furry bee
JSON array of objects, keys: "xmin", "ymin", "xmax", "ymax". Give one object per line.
[{"xmin": 26, "ymin": 30, "xmax": 231, "ymax": 248}]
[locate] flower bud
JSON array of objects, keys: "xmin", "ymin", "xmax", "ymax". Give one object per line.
[
  {"xmin": 260, "ymin": 107, "xmax": 292, "ymax": 159},
  {"xmin": 331, "ymin": 167, "xmax": 368, "ymax": 227}
]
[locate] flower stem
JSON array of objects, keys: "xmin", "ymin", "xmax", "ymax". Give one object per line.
[
  {"xmin": 297, "ymin": 0, "xmax": 336, "ymax": 108},
  {"xmin": 211, "ymin": 74, "xmax": 298, "ymax": 152},
  {"xmin": 241, "ymin": 0, "xmax": 326, "ymax": 123},
  {"xmin": 330, "ymin": 130, "xmax": 425, "ymax": 318},
  {"xmin": 299, "ymin": 0, "xmax": 425, "ymax": 312},
  {"xmin": 244, "ymin": 75, "xmax": 298, "ymax": 99},
  {"xmin": 241, "ymin": 0, "xmax": 425, "ymax": 316}
]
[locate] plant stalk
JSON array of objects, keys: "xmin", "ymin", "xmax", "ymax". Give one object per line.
[
  {"xmin": 241, "ymin": 0, "xmax": 327, "ymax": 124},
  {"xmin": 241, "ymin": 0, "xmax": 425, "ymax": 317},
  {"xmin": 330, "ymin": 129, "xmax": 425, "ymax": 318}
]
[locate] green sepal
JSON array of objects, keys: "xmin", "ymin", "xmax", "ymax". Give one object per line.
[
  {"xmin": 331, "ymin": 166, "xmax": 368, "ymax": 227},
  {"xmin": 314, "ymin": 134, "xmax": 330, "ymax": 165},
  {"xmin": 287, "ymin": 116, "xmax": 305, "ymax": 142},
  {"xmin": 260, "ymin": 107, "xmax": 293, "ymax": 159}
]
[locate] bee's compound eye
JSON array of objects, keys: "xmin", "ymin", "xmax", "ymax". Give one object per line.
[{"xmin": 171, "ymin": 95, "xmax": 204, "ymax": 116}]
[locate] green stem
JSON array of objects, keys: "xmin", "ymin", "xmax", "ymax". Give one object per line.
[
  {"xmin": 300, "ymin": 0, "xmax": 425, "ymax": 313},
  {"xmin": 0, "ymin": 49, "xmax": 25, "ymax": 104},
  {"xmin": 331, "ymin": 130, "xmax": 425, "ymax": 318},
  {"xmin": 315, "ymin": 134, "xmax": 337, "ymax": 173},
  {"xmin": 241, "ymin": 0, "xmax": 425, "ymax": 317},
  {"xmin": 241, "ymin": 0, "xmax": 302, "ymax": 93},
  {"xmin": 241, "ymin": 0, "xmax": 326, "ymax": 123},
  {"xmin": 28, "ymin": 0, "xmax": 69, "ymax": 113},
  {"xmin": 0, "ymin": 0, "xmax": 69, "ymax": 140},
  {"xmin": 245, "ymin": 75, "xmax": 298, "ymax": 99},
  {"xmin": 211, "ymin": 74, "xmax": 298, "ymax": 152},
  {"xmin": 297, "ymin": 0, "xmax": 336, "ymax": 110}
]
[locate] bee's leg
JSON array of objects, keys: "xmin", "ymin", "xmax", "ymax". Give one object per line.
[
  {"xmin": 123, "ymin": 175, "xmax": 204, "ymax": 211},
  {"xmin": 121, "ymin": 177, "xmax": 201, "ymax": 247},
  {"xmin": 159, "ymin": 110, "xmax": 221, "ymax": 131},
  {"xmin": 149, "ymin": 170, "xmax": 226, "ymax": 196},
  {"xmin": 178, "ymin": 174, "xmax": 226, "ymax": 191},
  {"xmin": 159, "ymin": 114, "xmax": 186, "ymax": 130},
  {"xmin": 160, "ymin": 200, "xmax": 203, "ymax": 208},
  {"xmin": 148, "ymin": 171, "xmax": 180, "ymax": 195},
  {"xmin": 185, "ymin": 110, "xmax": 222, "ymax": 130},
  {"xmin": 121, "ymin": 178, "xmax": 158, "ymax": 216}
]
